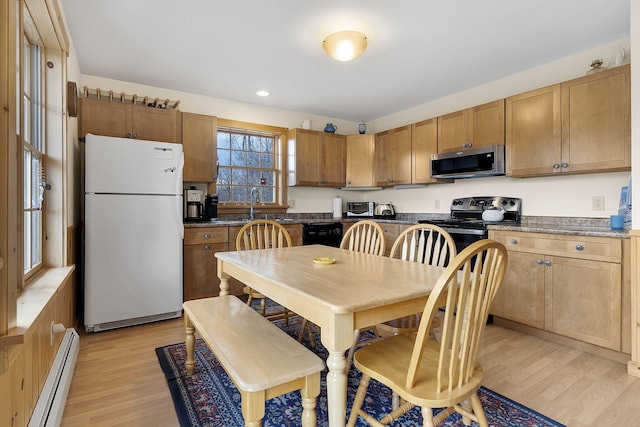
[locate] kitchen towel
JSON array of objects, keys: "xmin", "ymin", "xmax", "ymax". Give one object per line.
[{"xmin": 333, "ymin": 197, "xmax": 343, "ymax": 218}]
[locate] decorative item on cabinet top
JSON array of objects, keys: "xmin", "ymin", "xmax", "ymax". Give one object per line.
[{"xmin": 81, "ymin": 86, "xmax": 181, "ymax": 110}]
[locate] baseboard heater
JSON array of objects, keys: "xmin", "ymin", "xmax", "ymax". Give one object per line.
[{"xmin": 28, "ymin": 328, "xmax": 80, "ymax": 427}]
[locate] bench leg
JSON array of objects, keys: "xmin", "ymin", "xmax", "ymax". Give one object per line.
[
  {"xmin": 185, "ymin": 317, "xmax": 196, "ymax": 375},
  {"xmin": 241, "ymin": 390, "xmax": 266, "ymax": 427},
  {"xmin": 301, "ymin": 372, "xmax": 321, "ymax": 427}
]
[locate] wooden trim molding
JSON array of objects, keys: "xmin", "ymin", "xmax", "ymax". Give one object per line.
[{"xmin": 627, "ymin": 229, "xmax": 640, "ymax": 377}]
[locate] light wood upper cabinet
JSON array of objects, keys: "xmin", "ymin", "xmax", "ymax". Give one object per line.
[
  {"xmin": 320, "ymin": 132, "xmax": 347, "ymax": 187},
  {"xmin": 374, "ymin": 125, "xmax": 412, "ymax": 187},
  {"xmin": 346, "ymin": 134, "xmax": 375, "ymax": 187},
  {"xmin": 79, "ymin": 97, "xmax": 181, "ymax": 143},
  {"xmin": 437, "ymin": 99, "xmax": 504, "ymax": 153},
  {"xmin": 506, "ymin": 65, "xmax": 630, "ymax": 177},
  {"xmin": 132, "ymin": 105, "xmax": 181, "ymax": 143},
  {"xmin": 411, "ymin": 118, "xmax": 439, "ymax": 184},
  {"xmin": 182, "ymin": 113, "xmax": 217, "ymax": 183},
  {"xmin": 505, "ymin": 84, "xmax": 562, "ymax": 176},
  {"xmin": 79, "ymin": 98, "xmax": 132, "ymax": 138},
  {"xmin": 561, "ymin": 65, "xmax": 631, "ymax": 174},
  {"xmin": 287, "ymin": 129, "xmax": 346, "ymax": 187}
]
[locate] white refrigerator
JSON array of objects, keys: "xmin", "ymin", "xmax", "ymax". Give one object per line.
[{"xmin": 84, "ymin": 134, "xmax": 184, "ymax": 332}]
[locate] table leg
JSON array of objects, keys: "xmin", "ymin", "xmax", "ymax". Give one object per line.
[
  {"xmin": 326, "ymin": 350, "xmax": 348, "ymax": 427},
  {"xmin": 185, "ymin": 316, "xmax": 196, "ymax": 375},
  {"xmin": 217, "ymin": 259, "xmax": 230, "ymax": 296}
]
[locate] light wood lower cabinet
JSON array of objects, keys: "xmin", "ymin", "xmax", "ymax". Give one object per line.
[
  {"xmin": 377, "ymin": 222, "xmax": 410, "ymax": 257},
  {"xmin": 491, "ymin": 250, "xmax": 545, "ymax": 329},
  {"xmin": 183, "ymin": 228, "xmax": 235, "ymax": 300},
  {"xmin": 489, "ymin": 230, "xmax": 627, "ymax": 352}
]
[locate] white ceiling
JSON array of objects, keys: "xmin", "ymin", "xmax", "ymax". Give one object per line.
[{"xmin": 60, "ymin": 0, "xmax": 630, "ymax": 123}]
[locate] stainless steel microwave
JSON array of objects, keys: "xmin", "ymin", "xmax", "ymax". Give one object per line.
[
  {"xmin": 346, "ymin": 201, "xmax": 374, "ymax": 217},
  {"xmin": 430, "ymin": 145, "xmax": 505, "ymax": 179}
]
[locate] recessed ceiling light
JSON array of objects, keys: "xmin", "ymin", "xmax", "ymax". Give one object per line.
[{"xmin": 256, "ymin": 90, "xmax": 270, "ymax": 97}]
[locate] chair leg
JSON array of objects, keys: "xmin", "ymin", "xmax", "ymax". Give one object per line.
[
  {"xmin": 297, "ymin": 319, "xmax": 317, "ymax": 348},
  {"xmin": 297, "ymin": 319, "xmax": 308, "ymax": 342},
  {"xmin": 246, "ymin": 293, "xmax": 253, "ymax": 307},
  {"xmin": 392, "ymin": 391, "xmax": 400, "ymax": 409},
  {"xmin": 347, "ymin": 373, "xmax": 371, "ymax": 427},
  {"xmin": 259, "ymin": 298, "xmax": 267, "ymax": 316},
  {"xmin": 345, "ymin": 329, "xmax": 361, "ymax": 373},
  {"xmin": 469, "ymin": 393, "xmax": 488, "ymax": 427},
  {"xmin": 421, "ymin": 407, "xmax": 435, "ymax": 427}
]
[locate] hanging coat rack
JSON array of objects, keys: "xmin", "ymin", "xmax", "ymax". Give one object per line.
[{"xmin": 82, "ymin": 86, "xmax": 180, "ymax": 110}]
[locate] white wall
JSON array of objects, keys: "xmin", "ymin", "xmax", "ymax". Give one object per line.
[{"xmin": 80, "ymin": 37, "xmax": 631, "ymax": 218}]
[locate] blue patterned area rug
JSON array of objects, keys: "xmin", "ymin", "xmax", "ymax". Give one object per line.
[{"xmin": 156, "ymin": 311, "xmax": 565, "ymax": 427}]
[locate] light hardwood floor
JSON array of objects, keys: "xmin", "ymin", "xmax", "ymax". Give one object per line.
[{"xmin": 62, "ymin": 317, "xmax": 640, "ymax": 427}]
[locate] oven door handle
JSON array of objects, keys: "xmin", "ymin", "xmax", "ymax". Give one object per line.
[{"xmin": 442, "ymin": 227, "xmax": 485, "ymax": 236}]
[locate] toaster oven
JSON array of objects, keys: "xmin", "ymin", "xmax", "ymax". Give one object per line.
[{"xmin": 346, "ymin": 201, "xmax": 374, "ymax": 217}]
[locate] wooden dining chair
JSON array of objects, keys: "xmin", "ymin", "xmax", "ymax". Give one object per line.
[
  {"xmin": 346, "ymin": 224, "xmax": 456, "ymax": 375},
  {"xmin": 377, "ymin": 224, "xmax": 457, "ymax": 336},
  {"xmin": 339, "ymin": 220, "xmax": 386, "ymax": 256},
  {"xmin": 347, "ymin": 239, "xmax": 508, "ymax": 427},
  {"xmin": 235, "ymin": 220, "xmax": 293, "ymax": 323},
  {"xmin": 339, "ymin": 220, "xmax": 386, "ymax": 369}
]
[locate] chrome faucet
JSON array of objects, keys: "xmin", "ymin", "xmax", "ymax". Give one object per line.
[{"xmin": 249, "ymin": 187, "xmax": 260, "ymax": 220}]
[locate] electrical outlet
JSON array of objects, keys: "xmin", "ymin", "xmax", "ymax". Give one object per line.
[
  {"xmin": 592, "ymin": 195, "xmax": 605, "ymax": 211},
  {"xmin": 288, "ymin": 199, "xmax": 295, "ymax": 208}
]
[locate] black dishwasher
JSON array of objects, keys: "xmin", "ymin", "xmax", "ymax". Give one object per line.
[{"xmin": 302, "ymin": 222, "xmax": 343, "ymax": 247}]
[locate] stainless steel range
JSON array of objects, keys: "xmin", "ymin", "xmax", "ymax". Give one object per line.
[{"xmin": 419, "ymin": 196, "xmax": 522, "ymax": 254}]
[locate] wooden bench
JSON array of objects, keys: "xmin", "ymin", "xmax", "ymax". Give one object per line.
[{"xmin": 183, "ymin": 296, "xmax": 325, "ymax": 427}]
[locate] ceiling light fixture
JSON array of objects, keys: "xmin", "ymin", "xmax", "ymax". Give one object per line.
[
  {"xmin": 322, "ymin": 30, "xmax": 367, "ymax": 62},
  {"xmin": 256, "ymin": 90, "xmax": 270, "ymax": 97}
]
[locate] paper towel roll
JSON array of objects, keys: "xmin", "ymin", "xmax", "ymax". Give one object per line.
[{"xmin": 333, "ymin": 197, "xmax": 343, "ymax": 218}]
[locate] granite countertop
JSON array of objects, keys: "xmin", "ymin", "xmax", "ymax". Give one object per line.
[
  {"xmin": 184, "ymin": 216, "xmax": 420, "ymax": 228},
  {"xmin": 184, "ymin": 215, "xmax": 631, "ymax": 238},
  {"xmin": 488, "ymin": 217, "xmax": 630, "ymax": 238}
]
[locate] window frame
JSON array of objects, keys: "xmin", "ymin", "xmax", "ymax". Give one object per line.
[
  {"xmin": 19, "ymin": 7, "xmax": 47, "ymax": 285},
  {"xmin": 215, "ymin": 119, "xmax": 288, "ymax": 214}
]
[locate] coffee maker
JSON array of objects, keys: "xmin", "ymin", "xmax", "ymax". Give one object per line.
[
  {"xmin": 205, "ymin": 194, "xmax": 218, "ymax": 221},
  {"xmin": 184, "ymin": 187, "xmax": 203, "ymax": 221}
]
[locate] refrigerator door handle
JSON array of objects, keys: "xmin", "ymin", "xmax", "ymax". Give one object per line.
[
  {"xmin": 176, "ymin": 195, "xmax": 184, "ymax": 240},
  {"xmin": 176, "ymin": 152, "xmax": 185, "ymax": 195},
  {"xmin": 176, "ymin": 152, "xmax": 185, "ymax": 240}
]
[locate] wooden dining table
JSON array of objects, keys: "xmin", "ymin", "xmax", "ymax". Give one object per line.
[{"xmin": 214, "ymin": 244, "xmax": 445, "ymax": 427}]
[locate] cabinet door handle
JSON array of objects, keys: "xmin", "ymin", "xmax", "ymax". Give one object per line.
[
  {"xmin": 544, "ymin": 260, "xmax": 552, "ymax": 267},
  {"xmin": 510, "ymin": 239, "xmax": 518, "ymax": 245},
  {"xmin": 575, "ymin": 244, "xmax": 584, "ymax": 251},
  {"xmin": 203, "ymin": 234, "xmax": 211, "ymax": 239},
  {"xmin": 561, "ymin": 162, "xmax": 569, "ymax": 168},
  {"xmin": 204, "ymin": 245, "xmax": 211, "ymax": 250},
  {"xmin": 552, "ymin": 163, "xmax": 560, "ymax": 169},
  {"xmin": 536, "ymin": 259, "xmax": 543, "ymax": 265}
]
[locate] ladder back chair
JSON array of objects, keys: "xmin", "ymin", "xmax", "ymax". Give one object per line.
[
  {"xmin": 378, "ymin": 224, "xmax": 457, "ymax": 335},
  {"xmin": 339, "ymin": 220, "xmax": 386, "ymax": 256},
  {"xmin": 340, "ymin": 220, "xmax": 386, "ymax": 371},
  {"xmin": 347, "ymin": 239, "xmax": 508, "ymax": 427},
  {"xmin": 346, "ymin": 224, "xmax": 457, "ymax": 376},
  {"xmin": 236, "ymin": 220, "xmax": 293, "ymax": 323}
]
